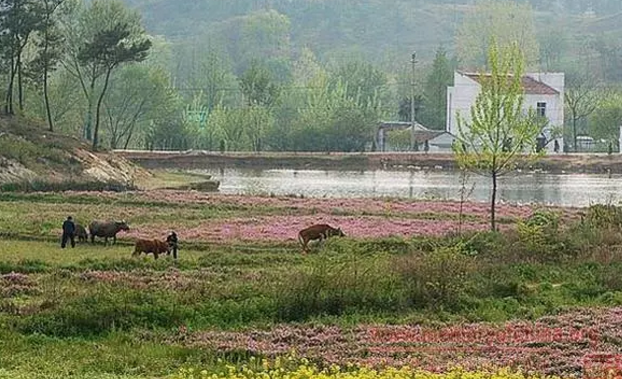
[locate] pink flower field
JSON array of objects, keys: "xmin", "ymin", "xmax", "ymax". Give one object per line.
[
  {"xmin": 168, "ymin": 307, "xmax": 622, "ymax": 378},
  {"xmin": 64, "ymin": 190, "xmax": 574, "ymax": 220},
  {"xmin": 125, "ymin": 214, "xmax": 507, "ymax": 243},
  {"xmin": 57, "ymin": 190, "xmax": 580, "ymax": 244}
]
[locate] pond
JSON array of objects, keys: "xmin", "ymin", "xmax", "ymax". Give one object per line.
[{"xmin": 194, "ymin": 168, "xmax": 622, "ymax": 207}]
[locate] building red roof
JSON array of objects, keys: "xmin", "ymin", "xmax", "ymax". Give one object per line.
[{"xmin": 463, "ymin": 73, "xmax": 559, "ymax": 95}]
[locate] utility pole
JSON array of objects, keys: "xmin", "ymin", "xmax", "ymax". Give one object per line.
[{"xmin": 410, "ymin": 51, "xmax": 417, "ymax": 151}]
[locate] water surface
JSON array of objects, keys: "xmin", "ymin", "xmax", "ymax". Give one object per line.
[{"xmin": 195, "ymin": 168, "xmax": 622, "ymax": 207}]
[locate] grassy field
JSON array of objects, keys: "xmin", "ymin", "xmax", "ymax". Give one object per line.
[{"xmin": 1, "ymin": 189, "xmax": 622, "ymax": 378}]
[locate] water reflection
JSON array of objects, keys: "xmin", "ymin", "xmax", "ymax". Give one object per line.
[{"xmin": 195, "ymin": 168, "xmax": 622, "ymax": 207}]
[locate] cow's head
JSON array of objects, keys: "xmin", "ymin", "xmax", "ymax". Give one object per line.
[
  {"xmin": 115, "ymin": 220, "xmax": 130, "ymax": 231},
  {"xmin": 330, "ymin": 227, "xmax": 345, "ymax": 237}
]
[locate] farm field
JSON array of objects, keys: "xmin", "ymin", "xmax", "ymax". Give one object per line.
[{"xmin": 0, "ymin": 189, "xmax": 621, "ymax": 378}]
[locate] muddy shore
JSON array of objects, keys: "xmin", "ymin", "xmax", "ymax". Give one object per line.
[{"xmin": 115, "ymin": 150, "xmax": 622, "ymax": 174}]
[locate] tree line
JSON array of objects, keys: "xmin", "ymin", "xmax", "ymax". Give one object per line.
[{"xmin": 1, "ymin": 0, "xmax": 621, "ymax": 152}]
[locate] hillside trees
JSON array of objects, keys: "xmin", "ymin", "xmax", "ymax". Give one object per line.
[
  {"xmin": 0, "ymin": 0, "xmax": 45, "ymax": 115},
  {"xmin": 60, "ymin": 0, "xmax": 151, "ymax": 148},
  {"xmin": 102, "ymin": 65, "xmax": 176, "ymax": 149},
  {"xmin": 456, "ymin": 0, "xmax": 540, "ymax": 70},
  {"xmin": 28, "ymin": 0, "xmax": 65, "ymax": 131}
]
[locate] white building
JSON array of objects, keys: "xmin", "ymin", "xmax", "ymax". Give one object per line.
[{"xmin": 446, "ymin": 71, "xmax": 565, "ymax": 153}]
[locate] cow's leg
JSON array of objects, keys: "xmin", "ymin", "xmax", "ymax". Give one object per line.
[{"xmin": 153, "ymin": 252, "xmax": 159, "ymax": 260}]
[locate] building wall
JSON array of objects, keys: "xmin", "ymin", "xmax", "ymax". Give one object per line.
[{"xmin": 447, "ymin": 72, "xmax": 565, "ymax": 154}]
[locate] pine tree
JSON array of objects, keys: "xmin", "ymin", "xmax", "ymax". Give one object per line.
[{"xmin": 421, "ymin": 46, "xmax": 454, "ymax": 130}]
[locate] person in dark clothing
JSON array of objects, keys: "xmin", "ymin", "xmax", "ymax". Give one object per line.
[
  {"xmin": 61, "ymin": 216, "xmax": 76, "ymax": 248},
  {"xmin": 166, "ymin": 231, "xmax": 178, "ymax": 259}
]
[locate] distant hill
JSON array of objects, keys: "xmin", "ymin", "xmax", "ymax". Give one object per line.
[
  {"xmin": 122, "ymin": 0, "xmax": 622, "ymax": 63},
  {"xmin": 0, "ymin": 117, "xmax": 150, "ymax": 185}
]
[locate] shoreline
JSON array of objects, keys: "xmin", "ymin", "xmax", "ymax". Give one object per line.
[{"xmin": 115, "ymin": 150, "xmax": 621, "ymax": 174}]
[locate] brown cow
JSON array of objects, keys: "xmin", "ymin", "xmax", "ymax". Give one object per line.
[
  {"xmin": 298, "ymin": 223, "xmax": 345, "ymax": 253},
  {"xmin": 132, "ymin": 239, "xmax": 171, "ymax": 260}
]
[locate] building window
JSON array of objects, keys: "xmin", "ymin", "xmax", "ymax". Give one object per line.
[{"xmin": 537, "ymin": 102, "xmax": 547, "ymax": 117}]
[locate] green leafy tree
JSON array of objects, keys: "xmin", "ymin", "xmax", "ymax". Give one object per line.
[
  {"xmin": 102, "ymin": 65, "xmax": 175, "ymax": 149},
  {"xmin": 589, "ymin": 91, "xmax": 622, "ymax": 147},
  {"xmin": 456, "ymin": 0, "xmax": 540, "ymax": 70},
  {"xmin": 239, "ymin": 60, "xmax": 281, "ymax": 108},
  {"xmin": 238, "ymin": 9, "xmax": 291, "ymax": 71},
  {"xmin": 238, "ymin": 60, "xmax": 280, "ymax": 151},
  {"xmin": 206, "ymin": 105, "xmax": 249, "ymax": 151},
  {"xmin": 453, "ymin": 40, "xmax": 544, "ymax": 231},
  {"xmin": 60, "ymin": 0, "xmax": 150, "ymax": 147},
  {"xmin": 78, "ymin": 21, "xmax": 151, "ymax": 149},
  {"xmin": 28, "ymin": 0, "xmax": 64, "ymax": 131},
  {"xmin": 538, "ymin": 27, "xmax": 567, "ymax": 71},
  {"xmin": 330, "ymin": 60, "xmax": 388, "ymax": 108},
  {"xmin": 291, "ymin": 73, "xmax": 380, "ymax": 152},
  {"xmin": 193, "ymin": 52, "xmax": 239, "ymax": 112},
  {"xmin": 0, "ymin": 0, "xmax": 45, "ymax": 114},
  {"xmin": 420, "ymin": 46, "xmax": 454, "ymax": 130}
]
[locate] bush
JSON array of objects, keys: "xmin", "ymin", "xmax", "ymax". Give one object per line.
[
  {"xmin": 583, "ymin": 203, "xmax": 622, "ymax": 230},
  {"xmin": 395, "ymin": 244, "xmax": 477, "ymax": 310},
  {"xmin": 14, "ymin": 288, "xmax": 191, "ymax": 337},
  {"xmin": 276, "ymin": 254, "xmax": 401, "ymax": 321},
  {"xmin": 514, "ymin": 210, "xmax": 570, "ymax": 262},
  {"xmin": 0, "ymin": 179, "xmax": 136, "ymax": 193}
]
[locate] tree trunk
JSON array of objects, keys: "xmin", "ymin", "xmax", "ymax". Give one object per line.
[
  {"xmin": 43, "ymin": 34, "xmax": 54, "ymax": 131},
  {"xmin": 93, "ymin": 67, "xmax": 113, "ymax": 150},
  {"xmin": 490, "ymin": 170, "xmax": 497, "ymax": 231},
  {"xmin": 17, "ymin": 52, "xmax": 23, "ymax": 112},
  {"xmin": 44, "ymin": 69, "xmax": 54, "ymax": 131},
  {"xmin": 85, "ymin": 67, "xmax": 97, "ymax": 141},
  {"xmin": 5, "ymin": 56, "xmax": 16, "ymax": 115},
  {"xmin": 573, "ymin": 115, "xmax": 577, "ymax": 153}
]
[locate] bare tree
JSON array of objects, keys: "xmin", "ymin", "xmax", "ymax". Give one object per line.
[{"xmin": 565, "ymin": 72, "xmax": 602, "ymax": 152}]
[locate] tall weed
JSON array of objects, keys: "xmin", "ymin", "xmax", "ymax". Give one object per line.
[
  {"xmin": 394, "ymin": 244, "xmax": 477, "ymax": 310},
  {"xmin": 276, "ymin": 253, "xmax": 401, "ymax": 321}
]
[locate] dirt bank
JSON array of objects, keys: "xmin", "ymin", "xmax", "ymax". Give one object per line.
[
  {"xmin": 116, "ymin": 150, "xmax": 622, "ymax": 174},
  {"xmin": 0, "ymin": 117, "xmax": 151, "ymax": 184}
]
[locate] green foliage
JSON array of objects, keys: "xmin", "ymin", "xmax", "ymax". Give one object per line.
[
  {"xmin": 564, "ymin": 71, "xmax": 602, "ymax": 152},
  {"xmin": 276, "ymin": 252, "xmax": 400, "ymax": 321},
  {"xmin": 420, "ymin": 46, "xmax": 454, "ymax": 130},
  {"xmin": 286, "ymin": 73, "xmax": 381, "ymax": 152},
  {"xmin": 395, "ymin": 244, "xmax": 477, "ymax": 309},
  {"xmin": 516, "ymin": 210, "xmax": 564, "ymax": 261},
  {"xmin": 0, "ymin": 179, "xmax": 135, "ymax": 193},
  {"xmin": 102, "ymin": 64, "xmax": 175, "ymax": 149},
  {"xmin": 583, "ymin": 203, "xmax": 622, "ymax": 230},
  {"xmin": 385, "ymin": 129, "xmax": 411, "ymax": 151},
  {"xmin": 453, "ymin": 39, "xmax": 544, "ymax": 230},
  {"xmin": 589, "ymin": 91, "xmax": 622, "ymax": 144},
  {"xmin": 456, "ymin": 0, "xmax": 540, "ymax": 69},
  {"xmin": 239, "ymin": 60, "xmax": 281, "ymax": 108},
  {"xmin": 14, "ymin": 287, "xmax": 192, "ymax": 337}
]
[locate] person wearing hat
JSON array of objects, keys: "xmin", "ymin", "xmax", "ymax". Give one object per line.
[{"xmin": 61, "ymin": 216, "xmax": 76, "ymax": 248}]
